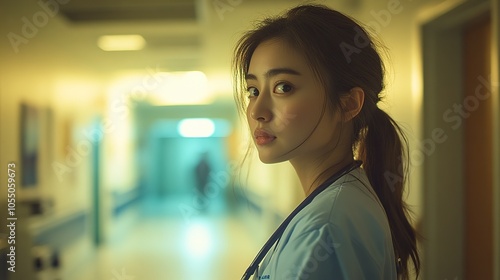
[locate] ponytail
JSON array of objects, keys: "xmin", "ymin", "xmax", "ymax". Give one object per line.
[{"xmin": 357, "ymin": 106, "xmax": 420, "ymax": 279}]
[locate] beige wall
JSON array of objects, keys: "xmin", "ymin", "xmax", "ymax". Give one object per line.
[{"xmin": 0, "ymin": 3, "xmax": 140, "ymax": 277}]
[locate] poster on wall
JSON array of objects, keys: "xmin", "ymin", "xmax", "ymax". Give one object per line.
[{"xmin": 20, "ymin": 103, "xmax": 39, "ymax": 187}]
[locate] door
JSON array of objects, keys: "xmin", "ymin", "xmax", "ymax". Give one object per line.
[
  {"xmin": 421, "ymin": 0, "xmax": 493, "ymax": 278},
  {"xmin": 463, "ymin": 15, "xmax": 493, "ymax": 279}
]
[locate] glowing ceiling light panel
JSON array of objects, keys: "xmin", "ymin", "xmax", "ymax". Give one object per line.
[
  {"xmin": 151, "ymin": 71, "xmax": 209, "ymax": 105},
  {"xmin": 178, "ymin": 118, "xmax": 215, "ymax": 138},
  {"xmin": 97, "ymin": 35, "xmax": 146, "ymax": 51}
]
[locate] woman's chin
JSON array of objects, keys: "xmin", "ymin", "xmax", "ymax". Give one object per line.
[{"xmin": 258, "ymin": 153, "xmax": 286, "ymax": 164}]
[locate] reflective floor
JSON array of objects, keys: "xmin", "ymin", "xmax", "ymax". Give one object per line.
[{"xmin": 71, "ymin": 195, "xmax": 258, "ymax": 280}]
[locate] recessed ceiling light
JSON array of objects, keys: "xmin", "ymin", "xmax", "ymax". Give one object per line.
[
  {"xmin": 178, "ymin": 118, "xmax": 215, "ymax": 138},
  {"xmin": 97, "ymin": 35, "xmax": 146, "ymax": 51}
]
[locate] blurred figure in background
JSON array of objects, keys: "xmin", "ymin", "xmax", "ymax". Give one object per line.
[{"xmin": 194, "ymin": 152, "xmax": 211, "ymax": 211}]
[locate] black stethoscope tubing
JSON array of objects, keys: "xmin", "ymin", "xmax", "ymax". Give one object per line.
[{"xmin": 241, "ymin": 160, "xmax": 363, "ymax": 280}]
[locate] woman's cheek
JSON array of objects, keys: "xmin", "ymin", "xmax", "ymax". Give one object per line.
[
  {"xmin": 246, "ymin": 105, "xmax": 255, "ymax": 125},
  {"xmin": 272, "ymin": 105, "xmax": 300, "ymax": 133}
]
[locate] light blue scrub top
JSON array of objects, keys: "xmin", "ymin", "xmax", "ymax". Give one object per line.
[{"xmin": 256, "ymin": 168, "xmax": 397, "ymax": 280}]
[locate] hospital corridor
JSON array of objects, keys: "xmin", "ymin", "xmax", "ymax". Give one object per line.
[
  {"xmin": 70, "ymin": 196, "xmax": 259, "ymax": 280},
  {"xmin": 1, "ymin": 0, "xmax": 499, "ymax": 279}
]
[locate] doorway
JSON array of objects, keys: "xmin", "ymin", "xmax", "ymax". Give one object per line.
[
  {"xmin": 421, "ymin": 0, "xmax": 495, "ymax": 278},
  {"xmin": 463, "ymin": 15, "xmax": 493, "ymax": 280}
]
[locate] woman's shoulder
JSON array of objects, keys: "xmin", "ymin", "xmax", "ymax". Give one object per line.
[
  {"xmin": 287, "ymin": 169, "xmax": 390, "ymax": 240},
  {"xmin": 272, "ymin": 169, "xmax": 397, "ymax": 280},
  {"xmin": 265, "ymin": 169, "xmax": 397, "ymax": 280}
]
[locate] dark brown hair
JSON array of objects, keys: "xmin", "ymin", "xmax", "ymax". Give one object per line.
[{"xmin": 232, "ymin": 4, "xmax": 420, "ymax": 279}]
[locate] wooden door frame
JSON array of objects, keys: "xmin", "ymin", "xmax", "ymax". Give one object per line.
[
  {"xmin": 492, "ymin": 1, "xmax": 500, "ymax": 279},
  {"xmin": 419, "ymin": 0, "xmax": 499, "ymax": 278}
]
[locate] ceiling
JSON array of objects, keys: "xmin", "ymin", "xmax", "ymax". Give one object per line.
[
  {"xmin": 1, "ymin": 0, "xmax": 367, "ymax": 90},
  {"xmin": 59, "ymin": 0, "xmax": 198, "ymax": 22}
]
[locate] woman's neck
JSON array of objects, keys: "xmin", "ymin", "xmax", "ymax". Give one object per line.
[{"xmin": 290, "ymin": 152, "xmax": 354, "ymax": 196}]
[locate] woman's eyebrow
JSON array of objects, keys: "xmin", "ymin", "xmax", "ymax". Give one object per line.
[{"xmin": 245, "ymin": 67, "xmax": 302, "ymax": 80}]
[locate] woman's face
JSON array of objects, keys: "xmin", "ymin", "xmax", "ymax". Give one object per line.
[{"xmin": 245, "ymin": 38, "xmax": 342, "ymax": 164}]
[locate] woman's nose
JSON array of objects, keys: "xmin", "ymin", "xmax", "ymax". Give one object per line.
[{"xmin": 249, "ymin": 95, "xmax": 272, "ymax": 122}]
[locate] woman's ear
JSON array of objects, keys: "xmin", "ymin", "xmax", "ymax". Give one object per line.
[{"xmin": 341, "ymin": 87, "xmax": 365, "ymax": 122}]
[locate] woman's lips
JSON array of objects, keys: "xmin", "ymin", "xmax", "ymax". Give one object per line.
[{"xmin": 254, "ymin": 129, "xmax": 276, "ymax": 145}]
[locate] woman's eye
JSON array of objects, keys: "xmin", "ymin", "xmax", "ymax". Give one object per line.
[
  {"xmin": 247, "ymin": 87, "xmax": 259, "ymax": 97},
  {"xmin": 274, "ymin": 82, "xmax": 293, "ymax": 94}
]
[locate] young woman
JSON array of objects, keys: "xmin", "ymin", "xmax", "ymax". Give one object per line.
[{"xmin": 233, "ymin": 4, "xmax": 420, "ymax": 280}]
